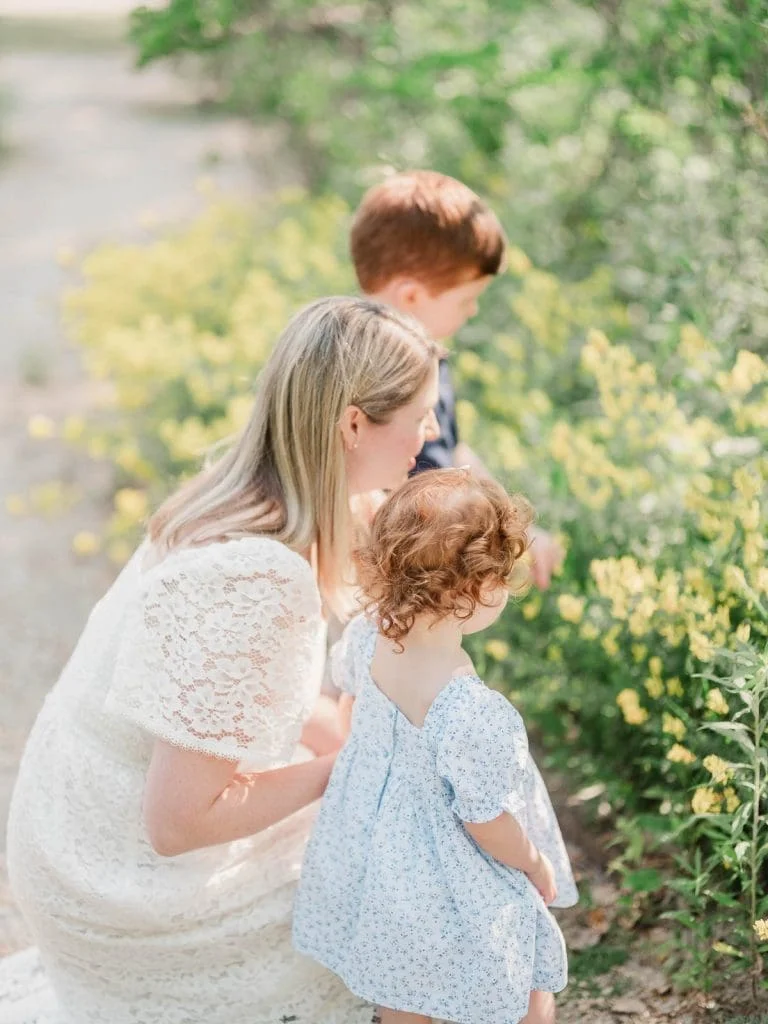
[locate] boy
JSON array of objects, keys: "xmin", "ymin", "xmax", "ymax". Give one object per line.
[
  {"xmin": 350, "ymin": 169, "xmax": 562, "ymax": 588},
  {"xmin": 307, "ymin": 170, "xmax": 562, "ymax": 731}
]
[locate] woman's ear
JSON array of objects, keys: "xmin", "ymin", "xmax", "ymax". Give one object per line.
[{"xmin": 339, "ymin": 405, "xmax": 365, "ymax": 452}]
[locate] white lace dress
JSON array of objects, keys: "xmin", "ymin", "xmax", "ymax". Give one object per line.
[{"xmin": 1, "ymin": 537, "xmax": 373, "ymax": 1024}]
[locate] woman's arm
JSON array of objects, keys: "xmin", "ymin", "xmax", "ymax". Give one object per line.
[
  {"xmin": 300, "ymin": 694, "xmax": 349, "ymax": 756},
  {"xmin": 464, "ymin": 811, "xmax": 557, "ymax": 903},
  {"xmin": 144, "ymin": 741, "xmax": 335, "ymax": 857},
  {"xmin": 338, "ymin": 693, "xmax": 355, "ymax": 735}
]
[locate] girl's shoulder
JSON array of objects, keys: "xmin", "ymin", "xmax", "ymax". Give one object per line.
[
  {"xmin": 331, "ymin": 613, "xmax": 378, "ymax": 697},
  {"xmin": 425, "ymin": 674, "xmax": 528, "ymax": 751}
]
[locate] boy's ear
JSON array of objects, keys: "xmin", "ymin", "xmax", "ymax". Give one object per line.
[{"xmin": 391, "ymin": 278, "xmax": 428, "ymax": 312}]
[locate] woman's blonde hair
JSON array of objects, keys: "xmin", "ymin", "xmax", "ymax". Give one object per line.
[
  {"xmin": 149, "ymin": 296, "xmax": 441, "ymax": 602},
  {"xmin": 356, "ymin": 468, "xmax": 533, "ymax": 644}
]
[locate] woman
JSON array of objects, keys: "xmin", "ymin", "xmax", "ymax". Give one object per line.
[{"xmin": 3, "ymin": 297, "xmax": 441, "ymax": 1024}]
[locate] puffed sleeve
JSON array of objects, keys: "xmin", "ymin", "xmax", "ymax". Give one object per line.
[
  {"xmin": 105, "ymin": 538, "xmax": 321, "ymax": 764},
  {"xmin": 435, "ymin": 684, "xmax": 530, "ymax": 824},
  {"xmin": 330, "ymin": 613, "xmax": 377, "ymax": 697}
]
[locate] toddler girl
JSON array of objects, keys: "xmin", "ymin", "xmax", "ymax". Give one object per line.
[{"xmin": 293, "ymin": 469, "xmax": 578, "ymax": 1024}]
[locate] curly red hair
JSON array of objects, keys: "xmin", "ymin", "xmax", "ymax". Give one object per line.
[{"xmin": 355, "ymin": 469, "xmax": 534, "ymax": 644}]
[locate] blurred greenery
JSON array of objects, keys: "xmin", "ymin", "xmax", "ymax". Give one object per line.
[{"xmin": 129, "ymin": 0, "xmax": 768, "ymax": 350}]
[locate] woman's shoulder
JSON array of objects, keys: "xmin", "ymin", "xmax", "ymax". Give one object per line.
[{"xmin": 141, "ymin": 535, "xmax": 318, "ymax": 596}]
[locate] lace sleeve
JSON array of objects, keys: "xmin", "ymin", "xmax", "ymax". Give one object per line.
[{"xmin": 106, "ymin": 538, "xmax": 322, "ymax": 764}]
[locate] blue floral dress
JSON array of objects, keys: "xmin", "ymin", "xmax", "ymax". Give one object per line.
[{"xmin": 293, "ymin": 615, "xmax": 578, "ymax": 1024}]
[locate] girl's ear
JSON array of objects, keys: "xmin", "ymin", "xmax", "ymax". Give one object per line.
[{"xmin": 339, "ymin": 405, "xmax": 365, "ymax": 452}]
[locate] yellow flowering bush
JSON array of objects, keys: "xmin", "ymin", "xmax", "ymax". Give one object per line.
[
  {"xmin": 62, "ymin": 192, "xmax": 352, "ymax": 557},
  {"xmin": 451, "ymin": 240, "xmax": 767, "ymax": 982}
]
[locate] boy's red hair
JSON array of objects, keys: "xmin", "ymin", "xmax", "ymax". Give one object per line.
[
  {"xmin": 355, "ymin": 469, "xmax": 532, "ymax": 644},
  {"xmin": 350, "ymin": 170, "xmax": 507, "ymax": 295}
]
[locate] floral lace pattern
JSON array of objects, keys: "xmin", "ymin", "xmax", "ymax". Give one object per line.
[
  {"xmin": 107, "ymin": 538, "xmax": 323, "ymax": 764},
  {"xmin": 3, "ymin": 537, "xmax": 375, "ymax": 1024}
]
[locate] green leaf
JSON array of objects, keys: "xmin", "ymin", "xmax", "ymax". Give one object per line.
[
  {"xmin": 623, "ymin": 868, "xmax": 664, "ymax": 893},
  {"xmin": 702, "ymin": 721, "xmax": 755, "ymax": 754}
]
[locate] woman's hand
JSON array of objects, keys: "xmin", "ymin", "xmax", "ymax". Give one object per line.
[
  {"xmin": 527, "ymin": 851, "xmax": 558, "ymax": 905},
  {"xmin": 300, "ymin": 694, "xmax": 349, "ymax": 756},
  {"xmin": 527, "ymin": 526, "xmax": 564, "ymax": 590}
]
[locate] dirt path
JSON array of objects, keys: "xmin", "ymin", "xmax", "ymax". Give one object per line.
[{"xmin": 0, "ymin": 18, "xmax": 287, "ymax": 953}]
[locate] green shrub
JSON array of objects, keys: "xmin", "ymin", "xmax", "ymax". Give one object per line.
[{"xmin": 128, "ymin": 0, "xmax": 768, "ymax": 352}]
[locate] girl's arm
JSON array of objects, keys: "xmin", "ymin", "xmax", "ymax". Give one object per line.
[
  {"xmin": 143, "ymin": 741, "xmax": 335, "ymax": 857},
  {"xmin": 464, "ymin": 812, "xmax": 557, "ymax": 903}
]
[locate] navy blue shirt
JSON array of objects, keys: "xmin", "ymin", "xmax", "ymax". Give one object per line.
[{"xmin": 413, "ymin": 359, "xmax": 458, "ymax": 473}]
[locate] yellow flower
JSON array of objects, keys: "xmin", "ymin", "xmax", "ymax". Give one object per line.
[
  {"xmin": 602, "ymin": 627, "xmax": 620, "ymax": 658},
  {"xmin": 628, "ymin": 608, "xmax": 652, "ymax": 637},
  {"xmin": 649, "ymin": 656, "xmax": 663, "ymax": 678},
  {"xmin": 106, "ymin": 539, "xmax": 132, "ymax": 565},
  {"xmin": 689, "ymin": 631, "xmax": 714, "ymax": 662},
  {"xmin": 667, "ymin": 744, "xmax": 697, "ymax": 765},
  {"xmin": 557, "ymin": 594, "xmax": 585, "ymax": 624},
  {"xmin": 740, "ymin": 501, "xmax": 760, "ymax": 532},
  {"xmin": 703, "ymin": 755, "xmax": 733, "ymax": 784},
  {"xmin": 62, "ymin": 415, "xmax": 86, "ymax": 442},
  {"xmin": 663, "ymin": 714, "xmax": 686, "ymax": 741},
  {"xmin": 691, "ymin": 787, "xmax": 722, "ymax": 814},
  {"xmin": 723, "ymin": 787, "xmax": 741, "ymax": 813},
  {"xmin": 706, "ymin": 688, "xmax": 729, "ymax": 716},
  {"xmin": 666, "ymin": 677, "xmax": 684, "ymax": 697},
  {"xmin": 645, "ymin": 676, "xmax": 665, "ymax": 699},
  {"xmin": 754, "ymin": 919, "xmax": 768, "ymax": 942},
  {"xmin": 5, "ymin": 494, "xmax": 27, "ymax": 516},
  {"xmin": 632, "ymin": 644, "xmax": 648, "ymax": 663},
  {"xmin": 724, "ymin": 565, "xmax": 747, "ymax": 593},
  {"xmin": 579, "ymin": 622, "xmax": 599, "ymax": 641},
  {"xmin": 506, "ymin": 246, "xmax": 532, "ymax": 276},
  {"xmin": 485, "ymin": 640, "xmax": 511, "ymax": 662},
  {"xmin": 27, "ymin": 414, "xmax": 56, "ymax": 440},
  {"xmin": 733, "ymin": 468, "xmax": 761, "ymax": 503},
  {"xmin": 712, "ymin": 942, "xmax": 740, "ymax": 956},
  {"xmin": 72, "ymin": 531, "xmax": 101, "ymax": 557},
  {"xmin": 114, "ymin": 488, "xmax": 149, "ymax": 521},
  {"xmin": 736, "ymin": 622, "xmax": 751, "ymax": 643},
  {"xmin": 522, "ymin": 595, "xmax": 541, "ymax": 621},
  {"xmin": 679, "ymin": 323, "xmax": 710, "ymax": 357},
  {"xmin": 724, "ymin": 350, "xmax": 767, "ymax": 395},
  {"xmin": 616, "ymin": 689, "xmax": 649, "ymax": 725}
]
